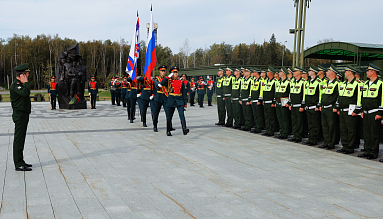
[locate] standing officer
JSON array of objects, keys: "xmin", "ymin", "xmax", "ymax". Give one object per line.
[
  {"xmin": 181, "ymin": 73, "xmax": 190, "ymax": 108},
  {"xmin": 274, "ymin": 67, "xmax": 290, "ymax": 139},
  {"xmin": 319, "ymin": 65, "xmax": 341, "ymax": 150},
  {"xmin": 114, "ymin": 76, "xmax": 122, "ymax": 106},
  {"xmin": 354, "ymin": 70, "xmax": 364, "ymax": 149},
  {"xmin": 189, "ymin": 77, "xmax": 196, "ymax": 106},
  {"xmin": 153, "ymin": 65, "xmax": 170, "ymax": 132},
  {"xmin": 137, "ymin": 75, "xmax": 153, "ymax": 127},
  {"xmin": 108, "ymin": 76, "xmax": 116, "ymax": 105},
  {"xmin": 11, "ymin": 63, "xmax": 32, "ymax": 171},
  {"xmin": 207, "ymin": 76, "xmax": 214, "ymax": 106},
  {"xmin": 88, "ymin": 75, "xmax": 98, "ymax": 109},
  {"xmin": 48, "ymin": 75, "xmax": 58, "ymax": 110},
  {"xmin": 335, "ymin": 65, "xmax": 362, "ymax": 154},
  {"xmin": 215, "ymin": 68, "xmax": 226, "ymax": 125},
  {"xmin": 287, "ymin": 67, "xmax": 306, "ymax": 143},
  {"xmin": 126, "ymin": 75, "xmax": 132, "ymax": 120},
  {"xmin": 260, "ymin": 67, "xmax": 278, "ymax": 136},
  {"xmin": 232, "ymin": 68, "xmax": 244, "ymax": 129},
  {"xmin": 302, "ymin": 65, "xmax": 322, "ymax": 145},
  {"xmin": 197, "ymin": 76, "xmax": 207, "ymax": 107},
  {"xmin": 250, "ymin": 68, "xmax": 264, "ymax": 133},
  {"xmin": 121, "ymin": 76, "xmax": 128, "ymax": 107},
  {"xmin": 160, "ymin": 66, "xmax": 189, "ymax": 136},
  {"xmin": 223, "ymin": 67, "xmax": 235, "ymax": 127},
  {"xmin": 239, "ymin": 68, "xmax": 253, "ymax": 131},
  {"xmin": 358, "ymin": 64, "xmax": 383, "ymax": 159}
]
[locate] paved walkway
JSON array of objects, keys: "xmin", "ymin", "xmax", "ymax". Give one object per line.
[{"xmin": 0, "ymin": 101, "xmax": 382, "ymax": 219}]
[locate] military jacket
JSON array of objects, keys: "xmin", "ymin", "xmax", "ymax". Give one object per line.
[
  {"xmin": 260, "ymin": 77, "xmax": 278, "ymax": 103},
  {"xmin": 153, "ymin": 76, "xmax": 169, "ymax": 103},
  {"xmin": 216, "ymin": 76, "xmax": 224, "ymax": 96},
  {"xmin": 336, "ymin": 77, "xmax": 362, "ymax": 113},
  {"xmin": 231, "ymin": 77, "xmax": 242, "ymax": 99},
  {"xmin": 10, "ymin": 79, "xmax": 31, "ymax": 114},
  {"xmin": 114, "ymin": 81, "xmax": 122, "ymax": 93},
  {"xmin": 250, "ymin": 77, "xmax": 263, "ymax": 101},
  {"xmin": 137, "ymin": 77, "xmax": 153, "ymax": 101},
  {"xmin": 320, "ymin": 78, "xmax": 340, "ymax": 108},
  {"xmin": 289, "ymin": 77, "xmax": 306, "ymax": 106},
  {"xmin": 183, "ymin": 80, "xmax": 190, "ymax": 94},
  {"xmin": 358, "ymin": 79, "xmax": 383, "ymax": 116},
  {"xmin": 207, "ymin": 80, "xmax": 214, "ymax": 93},
  {"xmin": 88, "ymin": 81, "xmax": 98, "ymax": 95},
  {"xmin": 303, "ymin": 77, "xmax": 322, "ymax": 108},
  {"xmin": 161, "ymin": 77, "xmax": 187, "ymax": 107},
  {"xmin": 121, "ymin": 81, "xmax": 128, "ymax": 94},
  {"xmin": 197, "ymin": 80, "xmax": 206, "ymax": 95},
  {"xmin": 127, "ymin": 78, "xmax": 141, "ymax": 99},
  {"xmin": 240, "ymin": 77, "xmax": 252, "ymax": 102},
  {"xmin": 223, "ymin": 75, "xmax": 235, "ymax": 97},
  {"xmin": 48, "ymin": 82, "xmax": 58, "ymax": 96},
  {"xmin": 108, "ymin": 80, "xmax": 116, "ymax": 92},
  {"xmin": 275, "ymin": 78, "xmax": 290, "ymax": 104}
]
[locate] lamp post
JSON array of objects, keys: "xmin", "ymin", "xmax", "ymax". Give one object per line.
[
  {"xmin": 282, "ymin": 41, "xmax": 287, "ymax": 66},
  {"xmin": 10, "ymin": 54, "xmax": 18, "ymax": 83}
]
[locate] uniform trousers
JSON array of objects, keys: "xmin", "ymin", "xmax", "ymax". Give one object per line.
[
  {"xmin": 321, "ymin": 108, "xmax": 338, "ymax": 147},
  {"xmin": 276, "ymin": 104, "xmax": 289, "ymax": 137},
  {"xmin": 291, "ymin": 107, "xmax": 304, "ymax": 140},
  {"xmin": 225, "ymin": 97, "xmax": 234, "ymax": 125},
  {"xmin": 90, "ymin": 94, "xmax": 97, "ymax": 109},
  {"xmin": 111, "ymin": 90, "xmax": 116, "ymax": 105},
  {"xmin": 363, "ymin": 112, "xmax": 381, "ymax": 156},
  {"xmin": 217, "ymin": 96, "xmax": 226, "ymax": 124},
  {"xmin": 339, "ymin": 111, "xmax": 358, "ymax": 152},
  {"xmin": 12, "ymin": 112, "xmax": 29, "ymax": 168},
  {"xmin": 306, "ymin": 109, "xmax": 321, "ymax": 143},
  {"xmin": 242, "ymin": 101, "xmax": 254, "ymax": 129},
  {"xmin": 263, "ymin": 103, "xmax": 276, "ymax": 135},
  {"xmin": 252, "ymin": 102, "xmax": 264, "ymax": 131}
]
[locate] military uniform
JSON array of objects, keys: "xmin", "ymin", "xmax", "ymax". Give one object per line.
[
  {"xmin": 150, "ymin": 78, "xmax": 156, "ymax": 120},
  {"xmin": 137, "ymin": 76, "xmax": 153, "ymax": 127},
  {"xmin": 88, "ymin": 76, "xmax": 98, "ymax": 109},
  {"xmin": 197, "ymin": 77, "xmax": 206, "ymax": 107},
  {"xmin": 48, "ymin": 76, "xmax": 58, "ymax": 110},
  {"xmin": 288, "ymin": 67, "xmax": 306, "ymax": 142},
  {"xmin": 223, "ymin": 68, "xmax": 236, "ymax": 127},
  {"xmin": 250, "ymin": 70, "xmax": 264, "ymax": 133},
  {"xmin": 215, "ymin": 72, "xmax": 226, "ymax": 125},
  {"xmin": 240, "ymin": 73, "xmax": 253, "ymax": 131},
  {"xmin": 275, "ymin": 68, "xmax": 290, "ymax": 139},
  {"xmin": 108, "ymin": 77, "xmax": 116, "ymax": 105},
  {"xmin": 260, "ymin": 67, "xmax": 278, "ymax": 136},
  {"xmin": 189, "ymin": 80, "xmax": 196, "ymax": 106},
  {"xmin": 127, "ymin": 77, "xmax": 141, "ymax": 123},
  {"xmin": 121, "ymin": 78, "xmax": 128, "ymax": 107},
  {"xmin": 10, "ymin": 63, "xmax": 32, "ymax": 171},
  {"xmin": 126, "ymin": 79, "xmax": 132, "ymax": 119},
  {"xmin": 232, "ymin": 73, "xmax": 244, "ymax": 129},
  {"xmin": 153, "ymin": 65, "xmax": 170, "ymax": 132},
  {"xmin": 207, "ymin": 78, "xmax": 214, "ymax": 106}
]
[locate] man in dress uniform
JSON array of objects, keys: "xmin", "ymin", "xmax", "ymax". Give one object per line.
[
  {"xmin": 88, "ymin": 76, "xmax": 98, "ymax": 109},
  {"xmin": 250, "ymin": 68, "xmax": 264, "ymax": 133},
  {"xmin": 10, "ymin": 63, "xmax": 32, "ymax": 171},
  {"xmin": 121, "ymin": 76, "xmax": 128, "ymax": 107},
  {"xmin": 181, "ymin": 74, "xmax": 190, "ymax": 106},
  {"xmin": 223, "ymin": 67, "xmax": 235, "ymax": 127},
  {"xmin": 232, "ymin": 68, "xmax": 244, "ymax": 129},
  {"xmin": 274, "ymin": 67, "xmax": 290, "ymax": 139},
  {"xmin": 239, "ymin": 68, "xmax": 253, "ymax": 131},
  {"xmin": 215, "ymin": 68, "xmax": 226, "ymax": 125},
  {"xmin": 126, "ymin": 75, "xmax": 132, "ymax": 120},
  {"xmin": 153, "ymin": 65, "xmax": 170, "ymax": 132},
  {"xmin": 189, "ymin": 77, "xmax": 196, "ymax": 106},
  {"xmin": 357, "ymin": 63, "xmax": 383, "ymax": 159},
  {"xmin": 160, "ymin": 66, "xmax": 189, "ymax": 136},
  {"xmin": 48, "ymin": 76, "xmax": 58, "ymax": 110},
  {"xmin": 302, "ymin": 65, "xmax": 322, "ymax": 145},
  {"xmin": 197, "ymin": 76, "xmax": 207, "ymax": 107},
  {"xmin": 319, "ymin": 64, "xmax": 341, "ymax": 150},
  {"xmin": 127, "ymin": 75, "xmax": 141, "ymax": 123},
  {"xmin": 149, "ymin": 76, "xmax": 156, "ymax": 120},
  {"xmin": 137, "ymin": 75, "xmax": 153, "ymax": 127},
  {"xmin": 286, "ymin": 67, "xmax": 306, "ymax": 143},
  {"xmin": 114, "ymin": 76, "xmax": 122, "ymax": 106},
  {"xmin": 260, "ymin": 67, "xmax": 278, "ymax": 136},
  {"xmin": 354, "ymin": 70, "xmax": 364, "ymax": 149},
  {"xmin": 108, "ymin": 76, "xmax": 116, "ymax": 105},
  {"xmin": 207, "ymin": 76, "xmax": 214, "ymax": 106},
  {"xmin": 335, "ymin": 65, "xmax": 362, "ymax": 154}
]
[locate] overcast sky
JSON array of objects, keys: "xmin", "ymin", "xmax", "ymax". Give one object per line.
[{"xmin": 1, "ymin": 0, "xmax": 383, "ymax": 54}]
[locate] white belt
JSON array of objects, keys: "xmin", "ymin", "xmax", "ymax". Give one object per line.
[
  {"xmin": 323, "ymin": 104, "xmax": 333, "ymax": 109},
  {"xmin": 232, "ymin": 98, "xmax": 239, "ymax": 101},
  {"xmin": 340, "ymin": 108, "xmax": 349, "ymax": 112},
  {"xmin": 264, "ymin": 101, "xmax": 272, "ymax": 104},
  {"xmin": 276, "ymin": 102, "xmax": 281, "ymax": 106},
  {"xmin": 217, "ymin": 95, "xmax": 222, "ymax": 98},
  {"xmin": 242, "ymin": 98, "xmax": 249, "ymax": 101},
  {"xmin": 252, "ymin": 100, "xmax": 259, "ymax": 103},
  {"xmin": 307, "ymin": 106, "xmax": 316, "ymax": 110},
  {"xmin": 292, "ymin": 104, "xmax": 301, "ymax": 108},
  {"xmin": 364, "ymin": 109, "xmax": 380, "ymax": 114},
  {"xmin": 224, "ymin": 94, "xmax": 231, "ymax": 96}
]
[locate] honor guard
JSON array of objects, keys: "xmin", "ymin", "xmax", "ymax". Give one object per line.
[
  {"xmin": 181, "ymin": 74, "xmax": 191, "ymax": 109},
  {"xmin": 114, "ymin": 76, "xmax": 122, "ymax": 106},
  {"xmin": 250, "ymin": 68, "xmax": 264, "ymax": 133},
  {"xmin": 108, "ymin": 76, "xmax": 116, "ymax": 105},
  {"xmin": 319, "ymin": 64, "xmax": 341, "ymax": 150},
  {"xmin": 189, "ymin": 77, "xmax": 196, "ymax": 106},
  {"xmin": 302, "ymin": 65, "xmax": 322, "ymax": 145},
  {"xmin": 149, "ymin": 76, "xmax": 156, "ymax": 120},
  {"xmin": 127, "ymin": 75, "xmax": 141, "ymax": 123},
  {"xmin": 197, "ymin": 76, "xmax": 207, "ymax": 107},
  {"xmin": 357, "ymin": 63, "xmax": 383, "ymax": 160},
  {"xmin": 232, "ymin": 68, "xmax": 244, "ymax": 129},
  {"xmin": 160, "ymin": 66, "xmax": 189, "ymax": 136},
  {"xmin": 88, "ymin": 76, "xmax": 98, "ymax": 109},
  {"xmin": 207, "ymin": 76, "xmax": 214, "ymax": 106},
  {"xmin": 239, "ymin": 68, "xmax": 253, "ymax": 131},
  {"xmin": 335, "ymin": 65, "xmax": 362, "ymax": 154},
  {"xmin": 260, "ymin": 67, "xmax": 278, "ymax": 136},
  {"xmin": 215, "ymin": 68, "xmax": 226, "ymax": 125},
  {"xmin": 48, "ymin": 76, "xmax": 58, "ymax": 110},
  {"xmin": 153, "ymin": 65, "xmax": 171, "ymax": 132},
  {"xmin": 223, "ymin": 67, "xmax": 235, "ymax": 127},
  {"xmin": 126, "ymin": 75, "xmax": 132, "ymax": 119},
  {"xmin": 121, "ymin": 76, "xmax": 128, "ymax": 107},
  {"xmin": 11, "ymin": 63, "xmax": 32, "ymax": 171},
  {"xmin": 137, "ymin": 75, "xmax": 154, "ymax": 127},
  {"xmin": 274, "ymin": 67, "xmax": 290, "ymax": 139}
]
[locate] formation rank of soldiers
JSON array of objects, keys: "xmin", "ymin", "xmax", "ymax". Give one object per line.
[
  {"xmin": 106, "ymin": 65, "xmax": 214, "ymax": 137},
  {"xmin": 215, "ymin": 64, "xmax": 383, "ymax": 162}
]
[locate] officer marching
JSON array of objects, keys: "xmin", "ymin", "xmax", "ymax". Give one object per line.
[
  {"xmin": 189, "ymin": 77, "xmax": 196, "ymax": 106},
  {"xmin": 88, "ymin": 75, "xmax": 98, "ymax": 109},
  {"xmin": 153, "ymin": 65, "xmax": 171, "ymax": 132},
  {"xmin": 48, "ymin": 75, "xmax": 59, "ymax": 110},
  {"xmin": 197, "ymin": 76, "xmax": 207, "ymax": 108},
  {"xmin": 137, "ymin": 75, "xmax": 153, "ymax": 127},
  {"xmin": 108, "ymin": 76, "xmax": 116, "ymax": 105},
  {"xmin": 114, "ymin": 76, "xmax": 122, "ymax": 106},
  {"xmin": 121, "ymin": 76, "xmax": 128, "ymax": 107}
]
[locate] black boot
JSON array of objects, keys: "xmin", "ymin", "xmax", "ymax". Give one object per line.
[
  {"xmin": 166, "ymin": 122, "xmax": 172, "ymax": 136},
  {"xmin": 208, "ymin": 99, "xmax": 212, "ymax": 106},
  {"xmin": 171, "ymin": 121, "xmax": 176, "ymax": 131},
  {"xmin": 142, "ymin": 114, "xmax": 147, "ymax": 127},
  {"xmin": 128, "ymin": 110, "xmax": 131, "ymax": 120},
  {"xmin": 153, "ymin": 119, "xmax": 158, "ymax": 132},
  {"xmin": 130, "ymin": 110, "xmax": 135, "ymax": 123},
  {"xmin": 181, "ymin": 119, "xmax": 189, "ymax": 135}
]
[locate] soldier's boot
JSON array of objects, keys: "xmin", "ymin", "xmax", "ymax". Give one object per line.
[
  {"xmin": 181, "ymin": 119, "xmax": 189, "ymax": 135},
  {"xmin": 208, "ymin": 99, "xmax": 212, "ymax": 106},
  {"xmin": 171, "ymin": 121, "xmax": 176, "ymax": 131},
  {"xmin": 130, "ymin": 110, "xmax": 135, "ymax": 123},
  {"xmin": 127, "ymin": 110, "xmax": 131, "ymax": 120},
  {"xmin": 166, "ymin": 122, "xmax": 172, "ymax": 136},
  {"xmin": 153, "ymin": 119, "xmax": 158, "ymax": 132},
  {"xmin": 123, "ymin": 99, "xmax": 126, "ymax": 107},
  {"xmin": 142, "ymin": 114, "xmax": 147, "ymax": 127}
]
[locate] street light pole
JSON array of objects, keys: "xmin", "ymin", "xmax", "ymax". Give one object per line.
[
  {"xmin": 282, "ymin": 41, "xmax": 287, "ymax": 66},
  {"xmin": 10, "ymin": 54, "xmax": 18, "ymax": 83}
]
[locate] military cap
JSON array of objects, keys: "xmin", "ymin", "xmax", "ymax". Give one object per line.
[
  {"xmin": 181, "ymin": 73, "xmax": 187, "ymax": 77},
  {"xmin": 240, "ymin": 67, "xmax": 245, "ymax": 70},
  {"xmin": 368, "ymin": 63, "xmax": 382, "ymax": 72},
  {"xmin": 115, "ymin": 76, "xmax": 119, "ymax": 79},
  {"xmin": 123, "ymin": 76, "xmax": 127, "ymax": 79},
  {"xmin": 14, "ymin": 63, "xmax": 30, "ymax": 72},
  {"xmin": 309, "ymin": 65, "xmax": 319, "ymax": 73},
  {"xmin": 293, "ymin": 66, "xmax": 307, "ymax": 73},
  {"xmin": 280, "ymin": 67, "xmax": 288, "ymax": 74},
  {"xmin": 318, "ymin": 65, "xmax": 327, "ymax": 72},
  {"xmin": 344, "ymin": 65, "xmax": 362, "ymax": 74},
  {"xmin": 226, "ymin": 67, "xmax": 233, "ymax": 72},
  {"xmin": 287, "ymin": 67, "xmax": 293, "ymax": 74},
  {"xmin": 170, "ymin": 66, "xmax": 180, "ymax": 72},
  {"xmin": 328, "ymin": 64, "xmax": 340, "ymax": 74},
  {"xmin": 218, "ymin": 68, "xmax": 224, "ymax": 71},
  {"xmin": 111, "ymin": 76, "xmax": 115, "ymax": 78},
  {"xmin": 268, "ymin": 66, "xmax": 277, "ymax": 73},
  {"xmin": 158, "ymin": 65, "xmax": 167, "ymax": 71},
  {"xmin": 245, "ymin": 68, "xmax": 251, "ymax": 72},
  {"xmin": 252, "ymin": 67, "xmax": 261, "ymax": 72},
  {"xmin": 51, "ymin": 75, "xmax": 56, "ymax": 79},
  {"xmin": 90, "ymin": 75, "xmax": 95, "ymax": 79},
  {"xmin": 261, "ymin": 69, "xmax": 267, "ymax": 73}
]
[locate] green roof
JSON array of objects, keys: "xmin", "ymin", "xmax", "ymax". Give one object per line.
[{"xmin": 304, "ymin": 42, "xmax": 383, "ymax": 61}]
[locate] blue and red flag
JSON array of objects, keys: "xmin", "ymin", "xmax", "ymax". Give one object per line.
[
  {"xmin": 144, "ymin": 5, "xmax": 156, "ymax": 79},
  {"xmin": 126, "ymin": 12, "xmax": 140, "ymax": 82}
]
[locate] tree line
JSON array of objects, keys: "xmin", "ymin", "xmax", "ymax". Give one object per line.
[{"xmin": 0, "ymin": 33, "xmax": 299, "ymax": 89}]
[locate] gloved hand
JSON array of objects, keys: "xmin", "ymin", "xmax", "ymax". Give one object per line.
[
  {"xmin": 89, "ymin": 93, "xmax": 91, "ymax": 96},
  {"xmin": 158, "ymin": 84, "xmax": 163, "ymax": 88},
  {"xmin": 137, "ymin": 93, "xmax": 141, "ymax": 98},
  {"xmin": 168, "ymin": 73, "xmax": 174, "ymax": 78},
  {"xmin": 49, "ymin": 93, "xmax": 51, "ymax": 96},
  {"xmin": 150, "ymin": 96, "xmax": 154, "ymax": 100},
  {"xmin": 97, "ymin": 93, "xmax": 99, "ymax": 97}
]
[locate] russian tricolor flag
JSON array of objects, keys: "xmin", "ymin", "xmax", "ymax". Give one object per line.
[
  {"xmin": 144, "ymin": 5, "xmax": 156, "ymax": 79},
  {"xmin": 126, "ymin": 12, "xmax": 140, "ymax": 82}
]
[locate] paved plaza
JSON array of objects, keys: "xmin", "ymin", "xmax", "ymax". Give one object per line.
[{"xmin": 0, "ymin": 101, "xmax": 383, "ymax": 219}]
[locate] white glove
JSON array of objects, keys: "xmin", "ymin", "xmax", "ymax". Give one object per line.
[
  {"xmin": 89, "ymin": 93, "xmax": 91, "ymax": 96},
  {"xmin": 168, "ymin": 73, "xmax": 174, "ymax": 78},
  {"xmin": 97, "ymin": 93, "xmax": 99, "ymax": 97},
  {"xmin": 49, "ymin": 93, "xmax": 51, "ymax": 96},
  {"xmin": 158, "ymin": 84, "xmax": 162, "ymax": 88},
  {"xmin": 150, "ymin": 96, "xmax": 154, "ymax": 100},
  {"xmin": 137, "ymin": 94, "xmax": 141, "ymax": 98}
]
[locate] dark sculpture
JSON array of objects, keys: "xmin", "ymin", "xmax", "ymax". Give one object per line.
[{"xmin": 57, "ymin": 44, "xmax": 87, "ymax": 109}]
